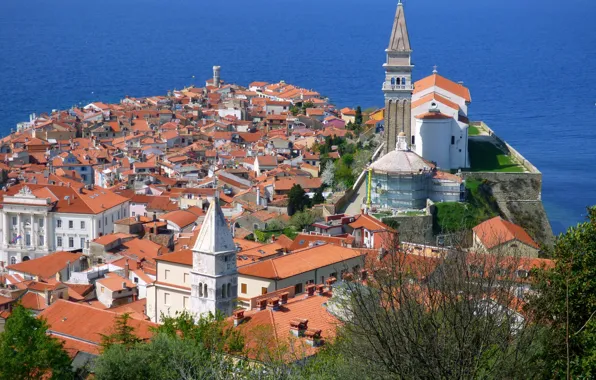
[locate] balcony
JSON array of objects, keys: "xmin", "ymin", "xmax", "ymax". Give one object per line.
[{"xmin": 383, "ymin": 83, "xmax": 414, "ymax": 91}]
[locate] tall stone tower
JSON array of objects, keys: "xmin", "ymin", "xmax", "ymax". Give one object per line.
[
  {"xmin": 213, "ymin": 66, "xmax": 221, "ymax": 88},
  {"xmin": 190, "ymin": 200, "xmax": 237, "ymax": 318},
  {"xmin": 383, "ymin": 1, "xmax": 413, "ymax": 153}
]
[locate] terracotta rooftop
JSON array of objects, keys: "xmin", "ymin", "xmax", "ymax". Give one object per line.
[
  {"xmin": 7, "ymin": 251, "xmax": 84, "ymax": 280},
  {"xmin": 238, "ymin": 244, "xmax": 363, "ymax": 280},
  {"xmin": 472, "ymin": 216, "xmax": 539, "ymax": 250}
]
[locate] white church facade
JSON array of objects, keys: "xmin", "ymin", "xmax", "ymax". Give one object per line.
[{"xmin": 411, "ymin": 70, "xmax": 472, "ymax": 170}]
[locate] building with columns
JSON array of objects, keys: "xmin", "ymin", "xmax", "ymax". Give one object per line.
[
  {"xmin": 383, "ymin": 0, "xmax": 413, "ymax": 153},
  {"xmin": 0, "ymin": 184, "xmax": 129, "ymax": 266}
]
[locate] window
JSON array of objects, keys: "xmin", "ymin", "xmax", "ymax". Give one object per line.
[
  {"xmin": 134, "ymin": 277, "xmax": 139, "ymax": 284},
  {"xmin": 132, "ymin": 212, "xmax": 136, "ymax": 217},
  {"xmin": 25, "ymin": 234, "xmax": 31, "ymax": 246},
  {"xmin": 81, "ymin": 221, "xmax": 85, "ymax": 229},
  {"xmin": 68, "ymin": 237, "xmax": 74, "ymax": 248},
  {"xmin": 295, "ymin": 283, "xmax": 303, "ymax": 294},
  {"xmin": 241, "ymin": 283, "xmax": 247, "ymax": 294},
  {"xmin": 165, "ymin": 269, "xmax": 170, "ymax": 280},
  {"xmin": 39, "ymin": 218, "xmax": 44, "ymax": 228},
  {"xmin": 10, "ymin": 257, "xmax": 16, "ymax": 265},
  {"xmin": 39, "ymin": 235, "xmax": 44, "ymax": 246},
  {"xmin": 99, "ymin": 220, "xmax": 102, "ymax": 228},
  {"xmin": 11, "ymin": 216, "xmax": 17, "ymax": 226},
  {"xmin": 261, "ymin": 287, "xmax": 268, "ymax": 295},
  {"xmin": 118, "ymin": 211, "xmax": 120, "ymax": 219},
  {"xmin": 81, "ymin": 174, "xmax": 87, "ymax": 182},
  {"xmin": 69, "ymin": 220, "xmax": 73, "ymax": 229},
  {"xmin": 57, "ymin": 237, "xmax": 63, "ymax": 247},
  {"xmin": 204, "ymin": 284, "xmax": 208, "ymax": 298},
  {"xmin": 184, "ymin": 273, "xmax": 189, "ymax": 284},
  {"xmin": 227, "ymin": 283, "xmax": 231, "ymax": 298},
  {"xmin": 199, "ymin": 283, "xmax": 203, "ymax": 297},
  {"xmin": 57, "ymin": 220, "xmax": 62, "ymax": 228},
  {"xmin": 451, "ymin": 136, "xmax": 455, "ymax": 145},
  {"xmin": 80, "ymin": 238, "xmax": 85, "ymax": 248},
  {"xmin": 411, "ymin": 136, "xmax": 415, "ymax": 145},
  {"xmin": 391, "ymin": 78, "xmax": 396, "ymax": 85},
  {"xmin": 164, "ymin": 293, "xmax": 170, "ymax": 305},
  {"xmin": 222, "ymin": 284, "xmax": 227, "ymax": 298}
]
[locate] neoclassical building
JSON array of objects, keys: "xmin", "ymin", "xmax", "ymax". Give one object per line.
[{"xmin": 0, "ymin": 184, "xmax": 129, "ymax": 266}]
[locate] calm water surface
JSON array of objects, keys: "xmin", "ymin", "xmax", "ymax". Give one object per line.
[{"xmin": 0, "ymin": 0, "xmax": 594, "ymax": 234}]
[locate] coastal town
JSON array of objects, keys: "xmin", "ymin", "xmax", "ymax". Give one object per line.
[{"xmin": 1, "ymin": 2, "xmax": 586, "ymax": 379}]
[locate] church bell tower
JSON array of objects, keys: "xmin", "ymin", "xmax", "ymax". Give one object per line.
[
  {"xmin": 190, "ymin": 200, "xmax": 237, "ymax": 319},
  {"xmin": 383, "ymin": 0, "xmax": 414, "ymax": 153}
]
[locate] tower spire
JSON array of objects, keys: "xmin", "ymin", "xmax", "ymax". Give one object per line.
[{"xmin": 388, "ymin": 0, "xmax": 411, "ymax": 52}]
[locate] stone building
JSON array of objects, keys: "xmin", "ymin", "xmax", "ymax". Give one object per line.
[{"xmin": 383, "ymin": 1, "xmax": 413, "ymax": 153}]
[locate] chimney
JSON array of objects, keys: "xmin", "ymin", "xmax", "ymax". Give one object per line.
[
  {"xmin": 316, "ymin": 284, "xmax": 325, "ymax": 296},
  {"xmin": 257, "ymin": 299, "xmax": 267, "ymax": 311},
  {"xmin": 266, "ymin": 297, "xmax": 280, "ymax": 311},
  {"xmin": 280, "ymin": 292, "xmax": 289, "ymax": 305},
  {"xmin": 289, "ymin": 318, "xmax": 308, "ymax": 337},
  {"xmin": 124, "ymin": 260, "xmax": 130, "ymax": 279},
  {"xmin": 304, "ymin": 329, "xmax": 322, "ymax": 347},
  {"xmin": 122, "ymin": 282, "xmax": 127, "ymax": 289},
  {"xmin": 136, "ymin": 214, "xmax": 141, "ymax": 222},
  {"xmin": 44, "ymin": 289, "xmax": 51, "ymax": 306},
  {"xmin": 305, "ymin": 284, "xmax": 316, "ymax": 297},
  {"xmin": 233, "ymin": 309, "xmax": 245, "ymax": 327}
]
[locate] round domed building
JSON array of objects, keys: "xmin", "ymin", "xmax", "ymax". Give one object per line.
[{"xmin": 368, "ymin": 133, "xmax": 464, "ymax": 210}]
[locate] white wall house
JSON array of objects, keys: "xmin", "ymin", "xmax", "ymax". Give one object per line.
[{"xmin": 0, "ymin": 185, "xmax": 129, "ymax": 266}]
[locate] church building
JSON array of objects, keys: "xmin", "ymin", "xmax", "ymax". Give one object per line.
[
  {"xmin": 366, "ymin": 1, "xmax": 466, "ymax": 211},
  {"xmin": 146, "ymin": 200, "xmax": 237, "ymax": 323},
  {"xmin": 382, "ymin": 1, "xmax": 472, "ymax": 170}
]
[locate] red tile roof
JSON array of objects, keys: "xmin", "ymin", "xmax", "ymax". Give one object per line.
[
  {"xmin": 239, "ymin": 244, "xmax": 363, "ymax": 280},
  {"xmin": 414, "ymin": 73, "xmax": 471, "ymax": 102},
  {"xmin": 39, "ymin": 300, "xmax": 156, "ymax": 345},
  {"xmin": 7, "ymin": 251, "xmax": 84, "ymax": 280},
  {"xmin": 473, "ymin": 216, "xmax": 539, "ymax": 250}
]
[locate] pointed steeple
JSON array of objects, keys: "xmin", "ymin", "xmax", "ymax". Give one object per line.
[
  {"xmin": 388, "ymin": 1, "xmax": 411, "ymax": 52},
  {"xmin": 192, "ymin": 200, "xmax": 235, "ymax": 254}
]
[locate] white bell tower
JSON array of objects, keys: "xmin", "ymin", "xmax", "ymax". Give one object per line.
[{"xmin": 190, "ymin": 200, "xmax": 237, "ymax": 318}]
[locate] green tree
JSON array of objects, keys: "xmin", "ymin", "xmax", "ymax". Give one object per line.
[
  {"xmin": 156, "ymin": 311, "xmax": 244, "ymax": 354},
  {"xmin": 287, "ymin": 184, "xmax": 310, "ymax": 216},
  {"xmin": 100, "ymin": 313, "xmax": 141, "ymax": 351},
  {"xmin": 0, "ymin": 304, "xmax": 74, "ymax": 380},
  {"xmin": 290, "ymin": 209, "xmax": 322, "ymax": 231},
  {"xmin": 355, "ymin": 106, "xmax": 363, "ymax": 125},
  {"xmin": 311, "ymin": 188, "xmax": 325, "ymax": 205},
  {"xmin": 530, "ymin": 206, "xmax": 596, "ymax": 378}
]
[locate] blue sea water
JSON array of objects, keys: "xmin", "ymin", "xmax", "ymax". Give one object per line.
[{"xmin": 0, "ymin": 0, "xmax": 594, "ymax": 234}]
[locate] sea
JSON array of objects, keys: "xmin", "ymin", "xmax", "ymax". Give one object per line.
[{"xmin": 0, "ymin": 0, "xmax": 594, "ymax": 235}]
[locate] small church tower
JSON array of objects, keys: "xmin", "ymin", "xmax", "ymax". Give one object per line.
[
  {"xmin": 190, "ymin": 200, "xmax": 237, "ymax": 318},
  {"xmin": 383, "ymin": 0, "xmax": 414, "ymax": 153}
]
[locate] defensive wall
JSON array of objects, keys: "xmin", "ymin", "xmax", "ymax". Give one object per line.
[{"xmin": 465, "ymin": 122, "xmax": 554, "ymax": 248}]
